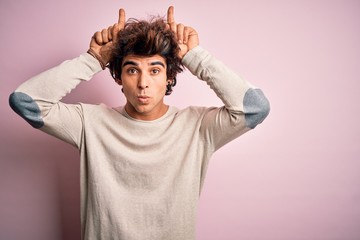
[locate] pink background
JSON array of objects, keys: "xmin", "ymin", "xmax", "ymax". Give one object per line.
[{"xmin": 1, "ymin": 0, "xmax": 360, "ymax": 239}]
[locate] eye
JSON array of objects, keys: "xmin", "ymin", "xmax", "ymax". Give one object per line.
[
  {"xmin": 151, "ymin": 68, "xmax": 160, "ymax": 75},
  {"xmin": 127, "ymin": 68, "xmax": 138, "ymax": 74}
]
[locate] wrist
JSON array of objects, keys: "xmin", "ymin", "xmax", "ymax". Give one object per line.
[{"xmin": 87, "ymin": 49, "xmax": 106, "ymax": 70}]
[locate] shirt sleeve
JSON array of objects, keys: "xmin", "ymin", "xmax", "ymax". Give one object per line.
[
  {"xmin": 182, "ymin": 46, "xmax": 270, "ymax": 151},
  {"xmin": 9, "ymin": 53, "xmax": 103, "ymax": 148}
]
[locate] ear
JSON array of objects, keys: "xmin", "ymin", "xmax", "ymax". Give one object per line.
[{"xmin": 167, "ymin": 79, "xmax": 173, "ymax": 85}]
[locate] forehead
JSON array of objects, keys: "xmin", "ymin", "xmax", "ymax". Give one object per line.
[{"xmin": 122, "ymin": 54, "xmax": 166, "ymax": 67}]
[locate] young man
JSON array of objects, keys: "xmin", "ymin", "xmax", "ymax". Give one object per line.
[{"xmin": 9, "ymin": 6, "xmax": 270, "ymax": 240}]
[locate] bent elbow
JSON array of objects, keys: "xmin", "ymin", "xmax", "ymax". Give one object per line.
[
  {"xmin": 9, "ymin": 92, "xmax": 44, "ymax": 128},
  {"xmin": 243, "ymin": 88, "xmax": 270, "ymax": 129}
]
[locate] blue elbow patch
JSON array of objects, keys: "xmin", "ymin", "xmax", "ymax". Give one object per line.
[
  {"xmin": 243, "ymin": 88, "xmax": 270, "ymax": 129},
  {"xmin": 9, "ymin": 92, "xmax": 44, "ymax": 129}
]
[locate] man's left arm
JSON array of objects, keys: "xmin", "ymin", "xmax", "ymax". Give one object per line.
[
  {"xmin": 183, "ymin": 46, "xmax": 270, "ymax": 150},
  {"xmin": 183, "ymin": 45, "xmax": 270, "ymax": 129},
  {"xmin": 168, "ymin": 6, "xmax": 270, "ymax": 150}
]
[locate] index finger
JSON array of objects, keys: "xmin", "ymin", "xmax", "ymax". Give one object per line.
[
  {"xmin": 118, "ymin": 8, "xmax": 126, "ymax": 28},
  {"xmin": 167, "ymin": 6, "xmax": 174, "ymax": 23}
]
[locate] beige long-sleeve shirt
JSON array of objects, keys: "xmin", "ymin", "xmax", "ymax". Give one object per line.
[{"xmin": 10, "ymin": 46, "xmax": 270, "ymax": 239}]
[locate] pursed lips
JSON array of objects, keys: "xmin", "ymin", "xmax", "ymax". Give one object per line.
[{"xmin": 137, "ymin": 95, "xmax": 150, "ymax": 104}]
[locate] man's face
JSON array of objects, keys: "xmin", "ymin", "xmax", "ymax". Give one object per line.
[{"xmin": 119, "ymin": 54, "xmax": 171, "ymax": 121}]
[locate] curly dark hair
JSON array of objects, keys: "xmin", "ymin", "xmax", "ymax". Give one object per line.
[{"xmin": 108, "ymin": 18, "xmax": 183, "ymax": 95}]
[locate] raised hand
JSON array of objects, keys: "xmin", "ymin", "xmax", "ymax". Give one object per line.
[
  {"xmin": 88, "ymin": 8, "xmax": 126, "ymax": 69},
  {"xmin": 167, "ymin": 6, "xmax": 199, "ymax": 59}
]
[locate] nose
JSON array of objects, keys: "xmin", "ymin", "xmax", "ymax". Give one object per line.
[{"xmin": 138, "ymin": 72, "xmax": 149, "ymax": 89}]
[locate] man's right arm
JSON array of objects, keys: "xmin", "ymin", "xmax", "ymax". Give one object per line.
[
  {"xmin": 9, "ymin": 53, "xmax": 102, "ymax": 147},
  {"xmin": 9, "ymin": 8, "xmax": 126, "ymax": 147}
]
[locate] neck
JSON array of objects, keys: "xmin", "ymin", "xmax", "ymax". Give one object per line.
[{"xmin": 124, "ymin": 103, "xmax": 169, "ymax": 121}]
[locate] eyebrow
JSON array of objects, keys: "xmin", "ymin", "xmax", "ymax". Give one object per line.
[
  {"xmin": 150, "ymin": 61, "xmax": 165, "ymax": 68},
  {"xmin": 122, "ymin": 60, "xmax": 165, "ymax": 68},
  {"xmin": 122, "ymin": 61, "xmax": 138, "ymax": 67}
]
